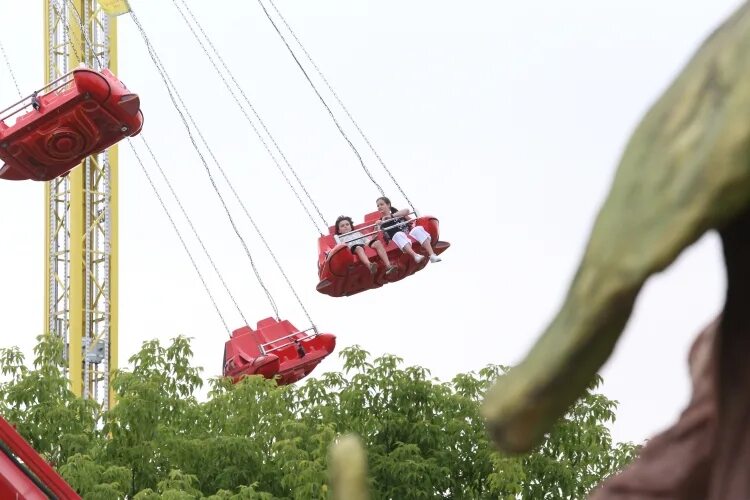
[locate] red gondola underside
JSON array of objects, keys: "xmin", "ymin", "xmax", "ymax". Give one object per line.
[
  {"xmin": 0, "ymin": 68, "xmax": 144, "ymax": 182},
  {"xmin": 316, "ymin": 211, "xmax": 450, "ymax": 297},
  {"xmin": 223, "ymin": 317, "xmax": 336, "ymax": 386}
]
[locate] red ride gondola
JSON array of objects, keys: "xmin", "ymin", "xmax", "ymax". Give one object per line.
[
  {"xmin": 223, "ymin": 317, "xmax": 336, "ymax": 386},
  {"xmin": 0, "ymin": 415, "xmax": 81, "ymax": 499},
  {"xmin": 0, "ymin": 66, "xmax": 144, "ymax": 182},
  {"xmin": 316, "ymin": 210, "xmax": 450, "ymax": 297}
]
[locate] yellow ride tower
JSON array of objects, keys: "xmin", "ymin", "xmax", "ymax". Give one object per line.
[{"xmin": 44, "ymin": 0, "xmax": 119, "ymax": 410}]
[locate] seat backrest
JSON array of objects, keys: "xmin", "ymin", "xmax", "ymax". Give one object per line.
[
  {"xmin": 259, "ymin": 323, "xmax": 291, "ymax": 345},
  {"xmin": 231, "ymin": 325, "xmax": 255, "ymax": 338},
  {"xmin": 319, "ymin": 232, "xmax": 337, "ymax": 252},
  {"xmin": 226, "ymin": 326, "xmax": 262, "ymax": 357},
  {"xmin": 256, "ymin": 317, "xmax": 300, "ymax": 345},
  {"xmin": 363, "ymin": 211, "xmax": 381, "ymax": 223},
  {"xmin": 324, "ymin": 212, "xmax": 381, "ymax": 247},
  {"xmin": 328, "ymin": 211, "xmax": 383, "ymax": 233}
]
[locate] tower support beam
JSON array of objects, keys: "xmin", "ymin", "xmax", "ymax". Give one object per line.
[{"xmin": 44, "ymin": 0, "xmax": 118, "ymax": 410}]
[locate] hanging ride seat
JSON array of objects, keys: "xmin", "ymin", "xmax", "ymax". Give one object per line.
[
  {"xmin": 223, "ymin": 317, "xmax": 336, "ymax": 386},
  {"xmin": 316, "ymin": 210, "xmax": 450, "ymax": 297},
  {"xmin": 0, "ymin": 67, "xmax": 144, "ymax": 182}
]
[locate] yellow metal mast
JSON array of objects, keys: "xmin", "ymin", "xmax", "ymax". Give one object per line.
[{"xmin": 44, "ymin": 0, "xmax": 118, "ymax": 410}]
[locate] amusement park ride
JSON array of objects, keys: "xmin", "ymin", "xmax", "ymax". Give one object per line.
[{"xmin": 0, "ymin": 0, "xmax": 448, "ymax": 495}]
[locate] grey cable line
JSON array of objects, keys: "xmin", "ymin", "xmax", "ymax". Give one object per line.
[
  {"xmin": 174, "ymin": 0, "xmax": 329, "ymax": 235},
  {"xmin": 128, "ymin": 139, "xmax": 232, "ymax": 335},
  {"xmin": 140, "ymin": 19, "xmax": 318, "ymax": 330},
  {"xmin": 264, "ymin": 0, "xmax": 416, "ymax": 212},
  {"xmin": 254, "ymin": 0, "xmax": 386, "ymax": 197},
  {"xmin": 0, "ymin": 40, "xmax": 22, "ymax": 98},
  {"xmin": 69, "ymin": 1, "xmax": 318, "ymax": 329},
  {"xmin": 140, "ymin": 135, "xmax": 250, "ymax": 327},
  {"xmin": 130, "ymin": 9, "xmax": 281, "ymax": 319},
  {"xmin": 65, "ymin": 0, "xmax": 249, "ymax": 328},
  {"xmin": 63, "ymin": 1, "xmax": 100, "ymax": 67},
  {"xmin": 55, "ymin": 2, "xmax": 83, "ymax": 64}
]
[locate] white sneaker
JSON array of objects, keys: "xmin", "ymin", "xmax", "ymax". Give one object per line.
[
  {"xmin": 429, "ymin": 255, "xmax": 442, "ymax": 263},
  {"xmin": 413, "ymin": 254, "xmax": 425, "ymax": 264}
]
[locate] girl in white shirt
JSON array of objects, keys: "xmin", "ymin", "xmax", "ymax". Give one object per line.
[{"xmin": 335, "ymin": 215, "xmax": 397, "ymax": 275}]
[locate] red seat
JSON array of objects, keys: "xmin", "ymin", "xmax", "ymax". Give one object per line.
[
  {"xmin": 316, "ymin": 211, "xmax": 450, "ymax": 297},
  {"xmin": 223, "ymin": 317, "xmax": 336, "ymax": 386},
  {"xmin": 0, "ymin": 67, "xmax": 144, "ymax": 182}
]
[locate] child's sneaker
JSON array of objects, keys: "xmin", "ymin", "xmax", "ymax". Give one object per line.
[
  {"xmin": 414, "ymin": 254, "xmax": 425, "ymax": 264},
  {"xmin": 385, "ymin": 265, "xmax": 399, "ymax": 276},
  {"xmin": 368, "ymin": 262, "xmax": 378, "ymax": 274},
  {"xmin": 429, "ymin": 255, "xmax": 442, "ymax": 263}
]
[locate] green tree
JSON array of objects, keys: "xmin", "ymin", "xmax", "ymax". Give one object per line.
[
  {"xmin": 102, "ymin": 336, "xmax": 205, "ymax": 491},
  {"xmin": 0, "ymin": 335, "xmax": 636, "ymax": 498},
  {"xmin": 58, "ymin": 453, "xmax": 130, "ymax": 499},
  {"xmin": 0, "ymin": 335, "xmax": 99, "ymax": 466}
]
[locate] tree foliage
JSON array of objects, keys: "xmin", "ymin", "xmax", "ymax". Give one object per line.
[{"xmin": 0, "ymin": 334, "xmax": 636, "ymax": 498}]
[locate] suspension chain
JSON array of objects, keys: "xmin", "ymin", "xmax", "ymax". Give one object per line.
[
  {"xmin": 135, "ymin": 10, "xmax": 317, "ymax": 330},
  {"xmin": 0, "ymin": 40, "xmax": 21, "ymax": 98},
  {"xmin": 66, "ymin": 1, "xmax": 250, "ymax": 328},
  {"xmin": 265, "ymin": 0, "xmax": 416, "ymax": 212},
  {"xmin": 255, "ymin": 0, "xmax": 386, "ymax": 197},
  {"xmin": 130, "ymin": 10, "xmax": 280, "ymax": 319},
  {"xmin": 55, "ymin": 1, "xmax": 83, "ymax": 64},
  {"xmin": 128, "ymin": 140, "xmax": 232, "ymax": 335},
  {"xmin": 174, "ymin": 0, "xmax": 329, "ymax": 234},
  {"xmin": 140, "ymin": 135, "xmax": 250, "ymax": 327},
  {"xmin": 70, "ymin": 3, "xmax": 318, "ymax": 329}
]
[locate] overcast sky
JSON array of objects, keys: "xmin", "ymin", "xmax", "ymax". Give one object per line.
[{"xmin": 0, "ymin": 0, "xmax": 742, "ymax": 445}]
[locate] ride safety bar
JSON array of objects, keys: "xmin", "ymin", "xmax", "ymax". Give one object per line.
[
  {"xmin": 0, "ymin": 67, "xmax": 84, "ymax": 122},
  {"xmin": 259, "ymin": 326, "xmax": 318, "ymax": 355},
  {"xmin": 333, "ymin": 210, "xmax": 420, "ymax": 245}
]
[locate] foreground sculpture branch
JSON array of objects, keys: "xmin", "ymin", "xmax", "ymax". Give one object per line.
[
  {"xmin": 482, "ymin": 1, "xmax": 750, "ymax": 496},
  {"xmin": 329, "ymin": 434, "xmax": 369, "ymax": 500}
]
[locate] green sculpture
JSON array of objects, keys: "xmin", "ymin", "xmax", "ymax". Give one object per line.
[
  {"xmin": 329, "ymin": 434, "xmax": 369, "ymax": 500},
  {"xmin": 326, "ymin": 2, "xmax": 750, "ymax": 498},
  {"xmin": 481, "ymin": 1, "xmax": 750, "ymax": 497}
]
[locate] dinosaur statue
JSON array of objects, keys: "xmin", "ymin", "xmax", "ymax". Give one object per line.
[
  {"xmin": 480, "ymin": 0, "xmax": 750, "ymax": 498},
  {"xmin": 326, "ymin": 2, "xmax": 750, "ymax": 498}
]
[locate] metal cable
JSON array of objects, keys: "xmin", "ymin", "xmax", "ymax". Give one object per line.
[
  {"xmin": 0, "ymin": 40, "xmax": 22, "ymax": 98},
  {"xmin": 140, "ymin": 135, "xmax": 249, "ymax": 327},
  {"xmin": 255, "ymin": 0, "xmax": 386, "ymax": 197},
  {"xmin": 265, "ymin": 0, "xmax": 416, "ymax": 212},
  {"xmin": 66, "ymin": 2, "xmax": 249, "ymax": 332},
  {"xmin": 171, "ymin": 0, "xmax": 326, "ymax": 235},
  {"xmin": 65, "ymin": 0, "xmax": 106, "ymax": 68},
  {"xmin": 134, "ymin": 12, "xmax": 317, "ymax": 330},
  {"xmin": 71, "ymin": 2, "xmax": 316, "ymax": 329},
  {"xmin": 130, "ymin": 10, "xmax": 280, "ymax": 319},
  {"xmin": 54, "ymin": 1, "xmax": 83, "ymax": 64},
  {"xmin": 127, "ymin": 139, "xmax": 232, "ymax": 335}
]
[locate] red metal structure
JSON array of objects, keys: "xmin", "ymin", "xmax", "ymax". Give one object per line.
[
  {"xmin": 223, "ymin": 317, "xmax": 336, "ymax": 386},
  {"xmin": 0, "ymin": 415, "xmax": 80, "ymax": 499},
  {"xmin": 0, "ymin": 67, "xmax": 143, "ymax": 182},
  {"xmin": 316, "ymin": 211, "xmax": 450, "ymax": 297}
]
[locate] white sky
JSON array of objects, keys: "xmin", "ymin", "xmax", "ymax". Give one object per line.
[{"xmin": 0, "ymin": 0, "xmax": 741, "ymax": 446}]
